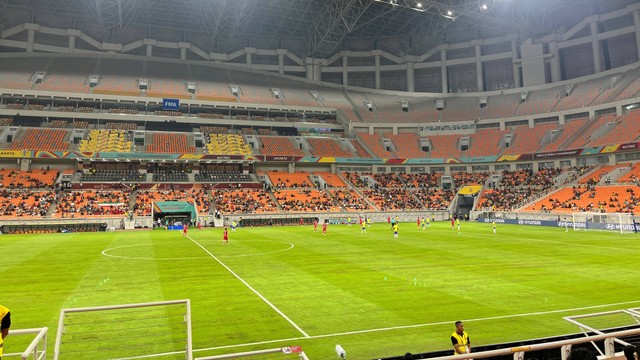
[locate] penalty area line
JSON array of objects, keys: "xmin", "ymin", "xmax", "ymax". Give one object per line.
[
  {"xmin": 185, "ymin": 235, "xmax": 310, "ymax": 338},
  {"xmin": 194, "ymin": 298, "xmax": 640, "ymax": 353}
]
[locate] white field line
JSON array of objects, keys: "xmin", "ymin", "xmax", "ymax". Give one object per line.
[
  {"xmin": 194, "ymin": 298, "xmax": 640, "ymax": 353},
  {"xmin": 185, "ymin": 235, "xmax": 310, "ymax": 338}
]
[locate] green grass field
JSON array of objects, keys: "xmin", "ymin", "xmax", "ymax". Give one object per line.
[{"xmin": 3, "ymin": 221, "xmax": 640, "ymax": 359}]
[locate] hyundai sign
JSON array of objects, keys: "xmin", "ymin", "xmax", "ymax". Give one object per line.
[{"xmin": 162, "ymin": 98, "xmax": 180, "ymax": 111}]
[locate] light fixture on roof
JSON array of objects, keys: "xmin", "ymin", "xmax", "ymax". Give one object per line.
[
  {"xmin": 443, "ymin": 9, "xmax": 455, "ymax": 19},
  {"xmin": 480, "ymin": 3, "xmax": 488, "ymax": 11}
]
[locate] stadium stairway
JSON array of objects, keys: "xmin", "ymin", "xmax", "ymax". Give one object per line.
[
  {"xmin": 337, "ymin": 172, "xmax": 380, "ymax": 211},
  {"xmin": 598, "ymin": 165, "xmax": 631, "ymax": 185},
  {"xmin": 343, "ymin": 88, "xmax": 366, "ymax": 123}
]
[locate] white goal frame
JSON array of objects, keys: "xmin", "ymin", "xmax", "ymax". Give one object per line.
[
  {"xmin": 53, "ymin": 299, "xmax": 192, "ymax": 360},
  {"xmin": 570, "ymin": 211, "xmax": 637, "ymax": 233}
]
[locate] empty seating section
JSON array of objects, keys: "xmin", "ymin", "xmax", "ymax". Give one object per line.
[
  {"xmin": 0, "ymin": 118, "xmax": 13, "ymax": 126},
  {"xmin": 427, "ymin": 134, "xmax": 460, "ymax": 158},
  {"xmin": 259, "ymin": 136, "xmax": 305, "ymax": 156},
  {"xmin": 81, "ymin": 169, "xmax": 144, "ymax": 182},
  {"xmin": 0, "ymin": 58, "xmax": 34, "ymax": 89},
  {"xmin": 0, "ymin": 190, "xmax": 57, "ymax": 218},
  {"xmin": 502, "ymin": 123, "xmax": 555, "ymax": 155},
  {"xmin": 316, "ymin": 172, "xmax": 347, "ymax": 187},
  {"xmin": 135, "ymin": 188, "xmax": 211, "ymax": 216},
  {"xmin": 106, "ymin": 122, "xmax": 137, "ymax": 130},
  {"xmin": 199, "ymin": 126, "xmax": 228, "ymax": 134},
  {"xmin": 93, "ymin": 75, "xmax": 140, "ymax": 96},
  {"xmin": 307, "ymin": 138, "xmax": 354, "ymax": 158},
  {"xmin": 567, "ymin": 114, "xmax": 618, "ymax": 149},
  {"xmin": 267, "ymin": 171, "xmax": 313, "ymax": 188},
  {"xmin": 54, "ymin": 190, "xmax": 130, "ymax": 218},
  {"xmin": 233, "ymin": 72, "xmax": 281, "ymax": 105},
  {"xmin": 615, "ymin": 68, "xmax": 640, "ymax": 101},
  {"xmin": 481, "ymin": 94, "xmax": 518, "ymax": 119},
  {"xmin": 33, "ymin": 73, "xmax": 88, "ymax": 93},
  {"xmin": 466, "ymin": 129, "xmax": 503, "ymax": 157},
  {"xmin": 274, "ymin": 189, "xmax": 340, "ymax": 212},
  {"xmin": 152, "ymin": 170, "xmax": 188, "ymax": 182},
  {"xmin": 146, "ymin": 133, "xmax": 195, "ymax": 154},
  {"xmin": 585, "ymin": 111, "xmax": 640, "ymax": 147},
  {"xmin": 211, "ymin": 189, "xmax": 277, "ymax": 213},
  {"xmin": 441, "ymin": 97, "xmax": 479, "ymax": 122},
  {"xmin": 10, "ymin": 129, "xmax": 69, "ymax": 151},
  {"xmin": 554, "ymin": 77, "xmax": 606, "ymax": 111},
  {"xmin": 348, "ymin": 92, "xmax": 379, "ymax": 123},
  {"xmin": 330, "ymin": 189, "xmax": 372, "ymax": 211},
  {"xmin": 145, "ymin": 77, "xmax": 189, "ymax": 98},
  {"xmin": 321, "ymin": 89, "xmax": 361, "ymax": 122},
  {"xmin": 50, "ymin": 120, "xmax": 69, "ymax": 128},
  {"xmin": 267, "ymin": 77, "xmax": 318, "ymax": 107},
  {"xmin": 357, "ymin": 133, "xmax": 393, "ymax": 158},
  {"xmin": 527, "ymin": 186, "xmax": 640, "ymax": 213},
  {"xmin": 385, "ymin": 132, "xmax": 425, "ymax": 158},
  {"xmin": 0, "ymin": 169, "xmax": 59, "ymax": 188},
  {"xmin": 514, "ymin": 87, "xmax": 561, "ymax": 116},
  {"xmin": 408, "ymin": 98, "xmax": 440, "ymax": 123},
  {"xmin": 78, "ymin": 130, "xmax": 133, "ymax": 153},
  {"xmin": 205, "ymin": 134, "xmax": 251, "ymax": 155},
  {"xmin": 350, "ymin": 139, "xmax": 372, "ymax": 158},
  {"xmin": 195, "ymin": 171, "xmax": 252, "ymax": 182},
  {"xmin": 579, "ymin": 165, "xmax": 620, "ymax": 184},
  {"xmin": 363, "ymin": 93, "xmax": 411, "ymax": 123},
  {"xmin": 541, "ymin": 118, "xmax": 587, "ymax": 152},
  {"xmin": 618, "ymin": 163, "xmax": 640, "ymax": 184}
]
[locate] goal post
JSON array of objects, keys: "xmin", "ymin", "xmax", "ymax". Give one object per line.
[
  {"xmin": 570, "ymin": 211, "xmax": 637, "ymax": 233},
  {"xmin": 54, "ymin": 299, "xmax": 192, "ymax": 360}
]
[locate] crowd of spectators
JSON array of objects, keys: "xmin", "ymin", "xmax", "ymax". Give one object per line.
[
  {"xmin": 55, "ymin": 190, "xmax": 130, "ymax": 217},
  {"xmin": 414, "ymin": 188, "xmax": 455, "ymax": 210},
  {"xmin": 274, "ymin": 190, "xmax": 341, "ymax": 212},
  {"xmin": 452, "ymin": 172, "xmax": 489, "ymax": 187},
  {"xmin": 0, "ymin": 190, "xmax": 57, "ymax": 217},
  {"xmin": 331, "ymin": 189, "xmax": 371, "ymax": 211},
  {"xmin": 361, "ymin": 188, "xmax": 423, "ymax": 211},
  {"xmin": 401, "ymin": 173, "xmax": 440, "ymax": 188},
  {"xmin": 342, "ymin": 172, "xmax": 367, "ymax": 188},
  {"xmin": 373, "ymin": 173, "xmax": 404, "ymax": 187},
  {"xmin": 211, "ymin": 189, "xmax": 277, "ymax": 214}
]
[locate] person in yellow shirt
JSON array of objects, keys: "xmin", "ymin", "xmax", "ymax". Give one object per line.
[
  {"xmin": 393, "ymin": 223, "xmax": 399, "ymax": 239},
  {"xmin": 0, "ymin": 304, "xmax": 11, "ymax": 359},
  {"xmin": 451, "ymin": 321, "xmax": 471, "ymax": 355}
]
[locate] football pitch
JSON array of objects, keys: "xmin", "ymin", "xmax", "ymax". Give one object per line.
[{"xmin": 3, "ymin": 221, "xmax": 640, "ymax": 359}]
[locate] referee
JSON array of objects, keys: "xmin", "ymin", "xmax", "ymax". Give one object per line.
[{"xmin": 0, "ymin": 305, "xmax": 10, "ymax": 359}]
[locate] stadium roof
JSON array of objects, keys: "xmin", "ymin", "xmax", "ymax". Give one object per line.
[{"xmin": 1, "ymin": 0, "xmax": 637, "ymax": 57}]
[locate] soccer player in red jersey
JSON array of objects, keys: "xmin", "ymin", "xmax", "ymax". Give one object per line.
[
  {"xmin": 183, "ymin": 224, "xmax": 188, "ymax": 236},
  {"xmin": 322, "ymin": 222, "xmax": 328, "ymax": 236},
  {"xmin": 223, "ymin": 228, "xmax": 229, "ymax": 244},
  {"xmin": 313, "ymin": 220, "xmax": 318, "ymax": 232}
]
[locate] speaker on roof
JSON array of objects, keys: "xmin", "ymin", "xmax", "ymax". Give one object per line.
[
  {"xmin": 401, "ymin": 100, "xmax": 409, "ymax": 112},
  {"xmin": 565, "ymin": 85, "xmax": 574, "ymax": 97},
  {"xmin": 479, "ymin": 96, "xmax": 487, "ymax": 108},
  {"xmin": 138, "ymin": 79, "xmax": 149, "ymax": 91},
  {"xmin": 520, "ymin": 91, "xmax": 528, "ymax": 103},
  {"xmin": 230, "ymin": 85, "xmax": 240, "ymax": 97},
  {"xmin": 186, "ymin": 82, "xmax": 197, "ymax": 94},
  {"xmin": 89, "ymin": 75, "xmax": 100, "ymax": 88},
  {"xmin": 365, "ymin": 101, "xmax": 374, "ymax": 112},
  {"xmin": 436, "ymin": 99, "xmax": 445, "ymax": 111},
  {"xmin": 272, "ymin": 88, "xmax": 281, "ymax": 99}
]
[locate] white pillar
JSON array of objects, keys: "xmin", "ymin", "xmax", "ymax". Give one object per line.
[
  {"xmin": 342, "ymin": 55, "xmax": 349, "ymax": 85},
  {"xmin": 278, "ymin": 54, "xmax": 285, "ymax": 74},
  {"xmin": 511, "ymin": 39, "xmax": 521, "ymax": 88},
  {"xmin": 27, "ymin": 29, "xmax": 35, "ymax": 52},
  {"xmin": 633, "ymin": 10, "xmax": 640, "ymax": 61},
  {"xmin": 549, "ymin": 37, "xmax": 562, "ymax": 83},
  {"xmin": 180, "ymin": 47, "xmax": 187, "ymax": 60},
  {"xmin": 68, "ymin": 35, "xmax": 76, "ymax": 53},
  {"xmin": 475, "ymin": 44, "xmax": 483, "ymax": 91},
  {"xmin": 246, "ymin": 52, "xmax": 252, "ymax": 69},
  {"xmin": 146, "ymin": 44, "xmax": 153, "ymax": 57},
  {"xmin": 406, "ymin": 61, "xmax": 415, "ymax": 92},
  {"xmin": 374, "ymin": 54, "xmax": 381, "ymax": 90},
  {"xmin": 441, "ymin": 48, "xmax": 448, "ymax": 93},
  {"xmin": 589, "ymin": 19, "xmax": 602, "ymax": 73}
]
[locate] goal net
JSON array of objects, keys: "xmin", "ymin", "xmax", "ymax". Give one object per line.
[
  {"xmin": 570, "ymin": 212, "xmax": 637, "ymax": 233},
  {"xmin": 54, "ymin": 300, "xmax": 192, "ymax": 360}
]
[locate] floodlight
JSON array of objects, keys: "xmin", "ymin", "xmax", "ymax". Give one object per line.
[
  {"xmin": 446, "ymin": 10, "xmax": 453, "ymax": 16},
  {"xmin": 481, "ymin": 3, "xmax": 488, "ymax": 10}
]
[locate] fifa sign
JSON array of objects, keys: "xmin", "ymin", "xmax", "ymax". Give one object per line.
[{"xmin": 162, "ymin": 98, "xmax": 180, "ymax": 111}]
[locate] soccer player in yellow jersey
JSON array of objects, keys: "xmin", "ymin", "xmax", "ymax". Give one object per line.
[
  {"xmin": 0, "ymin": 304, "xmax": 11, "ymax": 359},
  {"xmin": 393, "ymin": 223, "xmax": 398, "ymax": 239},
  {"xmin": 451, "ymin": 321, "xmax": 471, "ymax": 355},
  {"xmin": 492, "ymin": 221, "xmax": 496, "ymax": 234}
]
